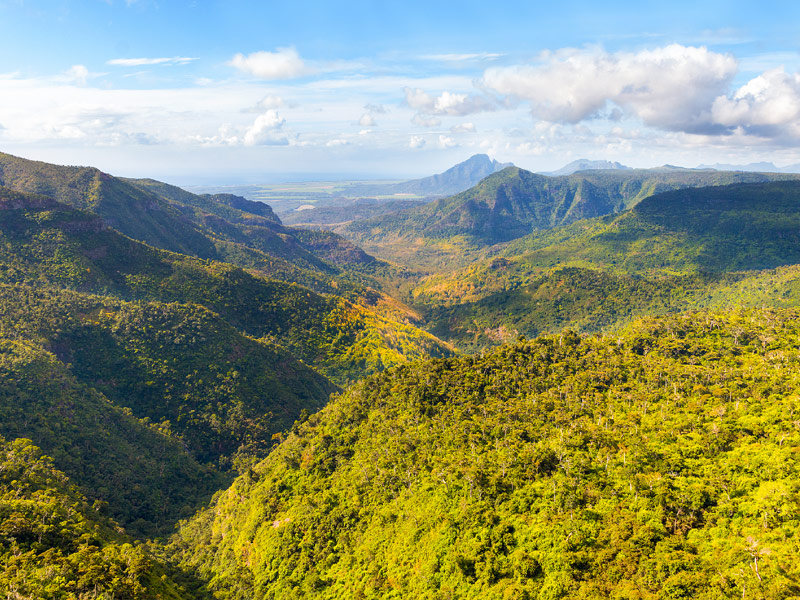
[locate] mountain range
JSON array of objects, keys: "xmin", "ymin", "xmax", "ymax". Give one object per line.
[
  {"xmin": 340, "ymin": 164, "xmax": 800, "ymax": 268},
  {"xmin": 4, "ymin": 150, "xmax": 800, "ymax": 598},
  {"xmin": 282, "ymin": 154, "xmax": 514, "ymax": 227},
  {"xmin": 539, "ymin": 158, "xmax": 632, "ymax": 176}
]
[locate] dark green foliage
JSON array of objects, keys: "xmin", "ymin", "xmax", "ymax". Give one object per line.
[
  {"xmin": 0, "ymin": 151, "xmax": 219, "ymax": 258},
  {"xmin": 0, "ymin": 436, "xmax": 202, "ymax": 599},
  {"xmin": 174, "ymin": 309, "xmax": 800, "ymax": 599},
  {"xmin": 0, "ymin": 152, "xmax": 399, "ymax": 301},
  {"xmin": 500, "ymin": 180, "xmax": 800, "ymax": 275},
  {"xmin": 423, "ymin": 264, "xmax": 800, "ymax": 351},
  {"xmin": 0, "ymin": 284, "xmax": 336, "ymax": 468},
  {"xmin": 0, "ymin": 336, "xmax": 226, "ymax": 538}
]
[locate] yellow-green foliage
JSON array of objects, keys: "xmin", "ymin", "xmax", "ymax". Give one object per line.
[
  {"xmin": 0, "ymin": 191, "xmax": 453, "ymax": 385},
  {"xmin": 0, "ymin": 436, "xmax": 197, "ymax": 599},
  {"xmin": 174, "ymin": 309, "xmax": 800, "ymax": 599}
]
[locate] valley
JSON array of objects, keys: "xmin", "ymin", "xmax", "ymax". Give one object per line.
[{"xmin": 2, "ymin": 151, "xmax": 800, "ymax": 599}]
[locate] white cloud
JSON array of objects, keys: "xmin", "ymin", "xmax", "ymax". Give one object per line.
[
  {"xmin": 230, "ymin": 47, "xmax": 310, "ymax": 80},
  {"xmin": 326, "ymin": 138, "xmax": 348, "ymax": 147},
  {"xmin": 107, "ymin": 57, "xmax": 197, "ymax": 67},
  {"xmin": 409, "ymin": 135, "xmax": 426, "ymax": 148},
  {"xmin": 243, "ymin": 109, "xmax": 286, "ymax": 146},
  {"xmin": 359, "ymin": 113, "xmax": 376, "ymax": 127},
  {"xmin": 404, "ymin": 87, "xmax": 495, "ymax": 116},
  {"xmin": 451, "ymin": 122, "xmax": 476, "ymax": 133},
  {"xmin": 712, "ymin": 67, "xmax": 800, "ymax": 139},
  {"xmin": 438, "ymin": 135, "xmax": 456, "ymax": 148},
  {"xmin": 483, "ymin": 44, "xmax": 737, "ymax": 133}
]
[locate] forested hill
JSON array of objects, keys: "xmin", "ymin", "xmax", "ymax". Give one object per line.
[
  {"xmin": 174, "ymin": 308, "xmax": 800, "ymax": 599},
  {"xmin": 0, "ymin": 152, "xmax": 393, "ymax": 300},
  {"xmin": 0, "ymin": 185, "xmax": 452, "ymax": 384},
  {"xmin": 341, "ymin": 165, "xmax": 800, "ymax": 266},
  {"xmin": 0, "ymin": 435, "xmax": 202, "ymax": 599},
  {"xmin": 410, "ymin": 180, "xmax": 800, "ymax": 348}
]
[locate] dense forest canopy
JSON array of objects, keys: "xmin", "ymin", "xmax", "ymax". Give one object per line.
[{"xmin": 2, "ymin": 152, "xmax": 800, "ymax": 598}]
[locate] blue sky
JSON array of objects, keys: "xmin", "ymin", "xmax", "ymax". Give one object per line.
[{"xmin": 2, "ymin": 1, "xmax": 800, "ymax": 182}]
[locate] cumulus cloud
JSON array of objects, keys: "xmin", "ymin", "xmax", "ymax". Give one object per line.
[
  {"xmin": 409, "ymin": 135, "xmax": 426, "ymax": 148},
  {"xmin": 712, "ymin": 67, "xmax": 800, "ymax": 139},
  {"xmin": 230, "ymin": 47, "xmax": 310, "ymax": 80},
  {"xmin": 483, "ymin": 44, "xmax": 737, "ymax": 133},
  {"xmin": 451, "ymin": 122, "xmax": 476, "ymax": 133},
  {"xmin": 404, "ymin": 87, "xmax": 495, "ymax": 116},
  {"xmin": 359, "ymin": 113, "xmax": 376, "ymax": 127},
  {"xmin": 243, "ymin": 110, "xmax": 287, "ymax": 146},
  {"xmin": 438, "ymin": 135, "xmax": 457, "ymax": 148},
  {"xmin": 364, "ymin": 103, "xmax": 386, "ymax": 114},
  {"xmin": 107, "ymin": 57, "xmax": 197, "ymax": 67},
  {"xmin": 326, "ymin": 138, "xmax": 348, "ymax": 147}
]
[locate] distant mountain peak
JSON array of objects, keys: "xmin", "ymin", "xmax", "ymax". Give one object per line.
[
  {"xmin": 541, "ymin": 159, "xmax": 631, "ymax": 177},
  {"xmin": 696, "ymin": 161, "xmax": 783, "ymax": 173},
  {"xmin": 343, "ymin": 154, "xmax": 514, "ymax": 199}
]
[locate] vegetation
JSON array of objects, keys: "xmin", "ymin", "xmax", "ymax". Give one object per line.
[
  {"xmin": 0, "ymin": 435, "xmax": 204, "ymax": 599},
  {"xmin": 409, "ymin": 181, "xmax": 800, "ymax": 349},
  {"xmin": 174, "ymin": 309, "xmax": 800, "ymax": 599},
  {"xmin": 6, "ymin": 152, "xmax": 800, "ymax": 598},
  {"xmin": 341, "ymin": 166, "xmax": 800, "ymax": 269},
  {"xmin": 0, "ymin": 335, "xmax": 227, "ymax": 538},
  {"xmin": 0, "ymin": 186, "xmax": 453, "ymax": 384}
]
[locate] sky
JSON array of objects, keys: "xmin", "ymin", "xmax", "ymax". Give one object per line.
[{"xmin": 2, "ymin": 0, "xmax": 800, "ymax": 183}]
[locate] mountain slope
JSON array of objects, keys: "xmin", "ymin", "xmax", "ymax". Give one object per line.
[
  {"xmin": 0, "ymin": 284, "xmax": 335, "ymax": 465},
  {"xmin": 342, "ymin": 166, "xmax": 800, "ymax": 267},
  {"xmin": 173, "ymin": 309, "xmax": 800, "ymax": 599},
  {"xmin": 0, "ymin": 186, "xmax": 453, "ymax": 384},
  {"xmin": 0, "ymin": 152, "xmax": 394, "ymax": 301},
  {"xmin": 0, "ymin": 435, "xmax": 204, "ymax": 599},
  {"xmin": 0, "ymin": 151, "xmax": 219, "ymax": 258},
  {"xmin": 0, "ymin": 335, "xmax": 228, "ymax": 537},
  {"xmin": 412, "ymin": 180, "xmax": 800, "ymax": 349}
]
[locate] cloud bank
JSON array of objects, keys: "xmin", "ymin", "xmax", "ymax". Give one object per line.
[{"xmin": 483, "ymin": 44, "xmax": 737, "ymax": 134}]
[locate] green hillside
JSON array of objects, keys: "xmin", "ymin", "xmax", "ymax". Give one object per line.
[
  {"xmin": 0, "ymin": 152, "xmax": 401, "ymax": 304},
  {"xmin": 0, "ymin": 186, "xmax": 453, "ymax": 385},
  {"xmin": 0, "ymin": 284, "xmax": 335, "ymax": 464},
  {"xmin": 0, "ymin": 151, "xmax": 220, "ymax": 258},
  {"xmin": 0, "ymin": 435, "xmax": 206, "ymax": 599},
  {"xmin": 0, "ymin": 336, "xmax": 227, "ymax": 537},
  {"xmin": 409, "ymin": 181, "xmax": 800, "ymax": 349},
  {"xmin": 423, "ymin": 265, "xmax": 800, "ymax": 350},
  {"xmin": 173, "ymin": 309, "xmax": 800, "ymax": 599},
  {"xmin": 342, "ymin": 167, "xmax": 800, "ymax": 268}
]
